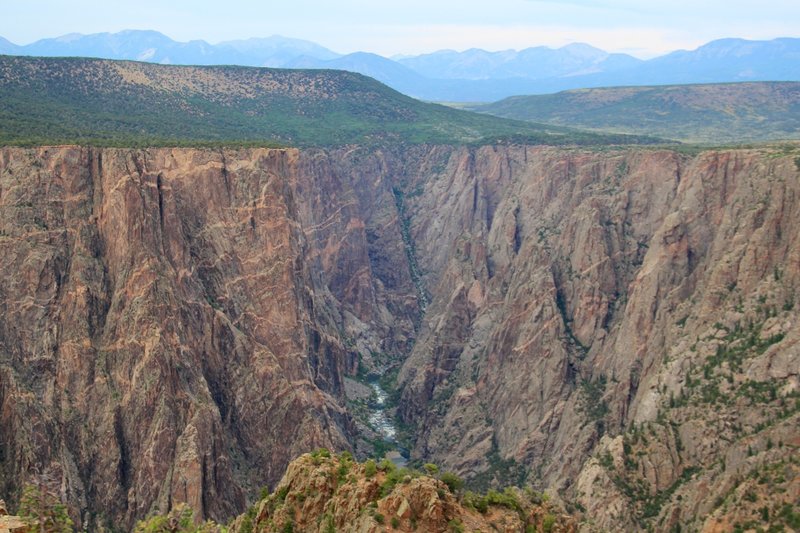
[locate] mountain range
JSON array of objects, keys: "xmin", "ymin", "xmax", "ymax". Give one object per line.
[{"xmin": 2, "ymin": 30, "xmax": 799, "ymax": 101}]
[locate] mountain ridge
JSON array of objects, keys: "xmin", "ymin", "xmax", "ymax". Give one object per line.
[
  {"xmin": 0, "ymin": 55, "xmax": 653, "ymax": 147},
  {"xmin": 3, "ymin": 31, "xmax": 799, "ymax": 101},
  {"xmin": 472, "ymin": 81, "xmax": 800, "ymax": 143}
]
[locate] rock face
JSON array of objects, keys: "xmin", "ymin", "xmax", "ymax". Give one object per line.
[
  {"xmin": 1, "ymin": 144, "xmax": 799, "ymax": 531},
  {"xmin": 228, "ymin": 451, "xmax": 576, "ymax": 533},
  {"xmin": 396, "ymin": 145, "xmax": 800, "ymax": 530},
  {"xmin": 0, "ymin": 146, "xmax": 419, "ymax": 529},
  {"xmin": 0, "ymin": 499, "xmax": 26, "ymax": 533}
]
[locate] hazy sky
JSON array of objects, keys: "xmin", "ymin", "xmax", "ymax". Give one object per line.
[{"xmin": 3, "ymin": 0, "xmax": 799, "ymax": 58}]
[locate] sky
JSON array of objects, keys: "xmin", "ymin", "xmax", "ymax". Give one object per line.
[{"xmin": 2, "ymin": 0, "xmax": 799, "ymax": 58}]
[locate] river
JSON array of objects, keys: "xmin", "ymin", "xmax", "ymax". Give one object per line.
[{"xmin": 367, "ymin": 380, "xmax": 408, "ymax": 466}]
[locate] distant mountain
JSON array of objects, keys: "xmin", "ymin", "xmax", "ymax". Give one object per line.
[
  {"xmin": 287, "ymin": 51, "xmax": 427, "ymax": 88},
  {"xmin": 564, "ymin": 38, "xmax": 800, "ymax": 89},
  {"xmin": 215, "ymin": 36, "xmax": 341, "ymax": 66},
  {"xmin": 288, "ymin": 38, "xmax": 800, "ymax": 101},
  {"xmin": 18, "ymin": 30, "xmax": 228, "ymax": 64},
  {"xmin": 397, "ymin": 43, "xmax": 642, "ymax": 80},
  {"xmin": 4, "ymin": 30, "xmax": 340, "ymax": 67},
  {"xmin": 472, "ymin": 81, "xmax": 800, "ymax": 143},
  {"xmin": 281, "ymin": 51, "xmax": 615, "ymax": 102},
  {"xmin": 0, "ymin": 36, "xmax": 19, "ymax": 54},
  {"xmin": 2, "ymin": 31, "xmax": 799, "ymax": 102},
  {"xmin": 0, "ymin": 55, "xmax": 653, "ymax": 147}
]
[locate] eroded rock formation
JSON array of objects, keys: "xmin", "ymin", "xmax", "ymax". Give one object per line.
[
  {"xmin": 0, "ymin": 146, "xmax": 419, "ymax": 529},
  {"xmin": 227, "ymin": 451, "xmax": 576, "ymax": 533},
  {"xmin": 1, "ymin": 144, "xmax": 798, "ymax": 530},
  {"xmin": 396, "ymin": 145, "xmax": 800, "ymax": 530}
]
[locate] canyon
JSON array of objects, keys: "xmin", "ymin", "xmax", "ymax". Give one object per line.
[{"xmin": 0, "ymin": 143, "xmax": 798, "ymax": 531}]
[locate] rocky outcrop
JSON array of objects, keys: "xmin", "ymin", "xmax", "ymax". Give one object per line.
[
  {"xmin": 1, "ymin": 143, "xmax": 799, "ymax": 531},
  {"xmin": 228, "ymin": 451, "xmax": 576, "ymax": 533},
  {"xmin": 0, "ymin": 515, "xmax": 26, "ymax": 533},
  {"xmin": 0, "ymin": 499, "xmax": 26, "ymax": 533}
]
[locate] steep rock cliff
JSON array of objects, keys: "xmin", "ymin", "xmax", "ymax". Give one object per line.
[
  {"xmin": 1, "ymin": 144, "xmax": 798, "ymax": 531},
  {"xmin": 0, "ymin": 146, "xmax": 420, "ymax": 529},
  {"xmin": 396, "ymin": 145, "xmax": 800, "ymax": 530}
]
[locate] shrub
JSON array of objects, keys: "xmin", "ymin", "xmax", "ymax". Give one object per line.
[
  {"xmin": 276, "ymin": 485, "xmax": 290, "ymax": 502},
  {"xmin": 337, "ymin": 463, "xmax": 350, "ymax": 483},
  {"xmin": 18, "ymin": 483, "xmax": 74, "ymax": 533},
  {"xmin": 524, "ymin": 487, "xmax": 544, "ymax": 504},
  {"xmin": 339, "ymin": 450, "xmax": 354, "ymax": 462},
  {"xmin": 448, "ymin": 518, "xmax": 465, "ymax": 532},
  {"xmin": 440, "ymin": 472, "xmax": 464, "ymax": 493},
  {"xmin": 378, "ymin": 459, "xmax": 396, "ymax": 472},
  {"xmin": 364, "ymin": 459, "xmax": 377, "ymax": 478},
  {"xmin": 323, "ymin": 514, "xmax": 336, "ymax": 533},
  {"xmin": 316, "ymin": 448, "xmax": 331, "ymax": 458},
  {"xmin": 238, "ymin": 506, "xmax": 256, "ymax": 533},
  {"xmin": 542, "ymin": 513, "xmax": 557, "ymax": 533},
  {"xmin": 485, "ymin": 488, "xmax": 523, "ymax": 515},
  {"xmin": 462, "ymin": 491, "xmax": 489, "ymax": 514}
]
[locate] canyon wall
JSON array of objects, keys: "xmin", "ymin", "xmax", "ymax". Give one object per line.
[
  {"xmin": 396, "ymin": 145, "xmax": 800, "ymax": 530},
  {"xmin": 0, "ymin": 146, "xmax": 420, "ymax": 529},
  {"xmin": 0, "ymin": 144, "xmax": 798, "ymax": 530}
]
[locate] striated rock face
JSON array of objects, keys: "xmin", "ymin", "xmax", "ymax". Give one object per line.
[
  {"xmin": 0, "ymin": 146, "xmax": 420, "ymax": 529},
  {"xmin": 1, "ymin": 143, "xmax": 799, "ymax": 531},
  {"xmin": 396, "ymin": 145, "xmax": 800, "ymax": 530}
]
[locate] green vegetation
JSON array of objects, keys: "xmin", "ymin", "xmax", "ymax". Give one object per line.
[
  {"xmin": 482, "ymin": 488, "xmax": 523, "ymax": 516},
  {"xmin": 601, "ymin": 453, "xmax": 701, "ymax": 528},
  {"xmin": 134, "ymin": 504, "xmax": 224, "ymax": 533},
  {"xmin": 17, "ymin": 483, "xmax": 74, "ymax": 532},
  {"xmin": 472, "ymin": 82, "xmax": 800, "ymax": 144},
  {"xmin": 466, "ymin": 436, "xmax": 527, "ymax": 492},
  {"xmin": 448, "ymin": 518, "xmax": 465, "ymax": 532},
  {"xmin": 379, "ymin": 463, "xmax": 422, "ymax": 497},
  {"xmin": 669, "ymin": 302, "xmax": 797, "ymax": 419},
  {"xmin": 542, "ymin": 513, "xmax": 557, "ymax": 532},
  {"xmin": 0, "ymin": 55, "xmax": 659, "ymax": 148},
  {"xmin": 578, "ymin": 375, "xmax": 610, "ymax": 434},
  {"xmin": 423, "ymin": 463, "xmax": 440, "ymax": 475},
  {"xmin": 440, "ymin": 471, "xmax": 465, "ymax": 493},
  {"xmin": 393, "ymin": 186, "xmax": 429, "ymax": 314},
  {"xmin": 238, "ymin": 506, "xmax": 255, "ymax": 533},
  {"xmin": 363, "ymin": 459, "xmax": 378, "ymax": 478}
]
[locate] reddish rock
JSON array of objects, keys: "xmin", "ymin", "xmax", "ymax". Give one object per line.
[
  {"xmin": 0, "ymin": 146, "xmax": 419, "ymax": 529},
  {"xmin": 1, "ymin": 144, "xmax": 799, "ymax": 531}
]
